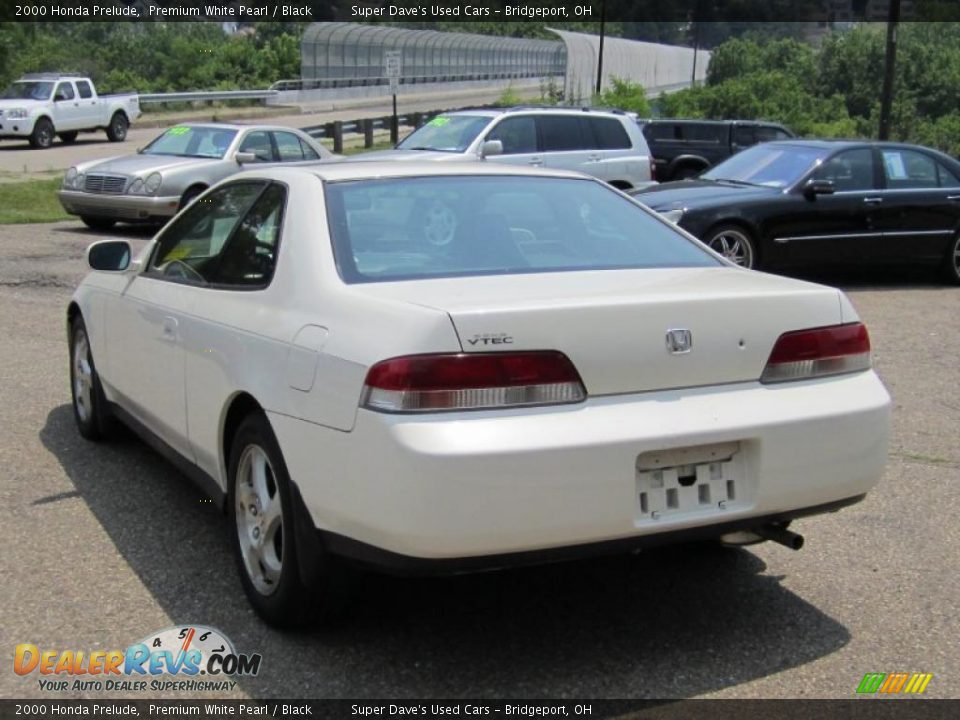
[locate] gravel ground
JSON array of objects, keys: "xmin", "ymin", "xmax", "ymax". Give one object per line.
[{"xmin": 1, "ymin": 220, "xmax": 957, "ymax": 701}]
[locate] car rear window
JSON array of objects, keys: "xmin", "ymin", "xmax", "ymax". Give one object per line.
[{"xmin": 325, "ymin": 176, "xmax": 719, "ymax": 283}]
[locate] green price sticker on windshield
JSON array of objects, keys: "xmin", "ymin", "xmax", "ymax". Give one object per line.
[
  {"xmin": 428, "ymin": 116, "xmax": 450, "ymax": 127},
  {"xmin": 167, "ymin": 126, "xmax": 190, "ymax": 136}
]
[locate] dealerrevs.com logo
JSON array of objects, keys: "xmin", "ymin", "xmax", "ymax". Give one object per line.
[{"xmin": 14, "ymin": 625, "xmax": 261, "ymax": 693}]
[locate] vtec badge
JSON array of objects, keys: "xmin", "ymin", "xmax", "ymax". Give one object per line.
[{"xmin": 666, "ymin": 329, "xmax": 693, "ymax": 354}]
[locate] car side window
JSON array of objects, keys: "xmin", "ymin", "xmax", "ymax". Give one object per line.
[
  {"xmin": 208, "ymin": 184, "xmax": 286, "ymax": 287},
  {"xmin": 937, "ymin": 161, "xmax": 960, "ymax": 188},
  {"xmin": 813, "ymin": 149, "xmax": 875, "ymax": 192},
  {"xmin": 238, "ymin": 131, "xmax": 276, "ymax": 163},
  {"xmin": 273, "ymin": 131, "xmax": 306, "ymax": 162},
  {"xmin": 590, "ymin": 118, "xmax": 631, "ymax": 150},
  {"xmin": 76, "ymin": 81, "xmax": 93, "ymax": 99},
  {"xmin": 882, "ymin": 149, "xmax": 938, "ymax": 189},
  {"xmin": 299, "ymin": 137, "xmax": 321, "ymax": 161},
  {"xmin": 146, "ymin": 182, "xmax": 266, "ymax": 284},
  {"xmin": 733, "ymin": 127, "xmax": 756, "ymax": 147},
  {"xmin": 774, "ymin": 129, "xmax": 793, "ymax": 140},
  {"xmin": 538, "ymin": 116, "xmax": 587, "ymax": 152},
  {"xmin": 486, "ymin": 117, "xmax": 538, "ymax": 155},
  {"xmin": 54, "ymin": 82, "xmax": 75, "ymax": 101}
]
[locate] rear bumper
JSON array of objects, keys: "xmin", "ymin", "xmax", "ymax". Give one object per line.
[
  {"xmin": 321, "ymin": 494, "xmax": 865, "ymax": 575},
  {"xmin": 58, "ymin": 190, "xmax": 180, "ymax": 221},
  {"xmin": 270, "ymin": 370, "xmax": 891, "ymax": 562}
]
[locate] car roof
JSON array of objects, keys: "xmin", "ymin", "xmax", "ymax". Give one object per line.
[
  {"xmin": 172, "ymin": 122, "xmax": 308, "ymax": 133},
  {"xmin": 640, "ymin": 118, "xmax": 786, "ymax": 127},
  {"xmin": 235, "ymin": 161, "xmax": 592, "ymax": 184},
  {"xmin": 437, "ymin": 107, "xmax": 634, "ymax": 119}
]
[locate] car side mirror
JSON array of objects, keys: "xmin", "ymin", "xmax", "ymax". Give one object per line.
[
  {"xmin": 805, "ymin": 178, "xmax": 835, "ymax": 197},
  {"xmin": 87, "ymin": 240, "xmax": 131, "ymax": 272},
  {"xmin": 235, "ymin": 151, "xmax": 257, "ymax": 165},
  {"xmin": 480, "ymin": 140, "xmax": 503, "ymax": 159}
]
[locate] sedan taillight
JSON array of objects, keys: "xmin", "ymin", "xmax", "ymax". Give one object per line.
[
  {"xmin": 761, "ymin": 322, "xmax": 871, "ymax": 384},
  {"xmin": 361, "ymin": 351, "xmax": 587, "ymax": 413}
]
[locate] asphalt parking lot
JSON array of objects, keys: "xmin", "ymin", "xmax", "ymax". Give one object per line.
[{"xmin": 1, "ymin": 220, "xmax": 958, "ymax": 701}]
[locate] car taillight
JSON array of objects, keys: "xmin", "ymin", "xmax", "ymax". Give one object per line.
[
  {"xmin": 361, "ymin": 351, "xmax": 587, "ymax": 413},
  {"xmin": 760, "ymin": 322, "xmax": 871, "ymax": 384}
]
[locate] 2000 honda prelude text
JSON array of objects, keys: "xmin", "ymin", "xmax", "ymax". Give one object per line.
[{"xmin": 68, "ymin": 163, "xmax": 891, "ymax": 626}]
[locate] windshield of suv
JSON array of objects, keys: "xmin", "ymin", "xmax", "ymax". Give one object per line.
[
  {"xmin": 326, "ymin": 176, "xmax": 719, "ymax": 283},
  {"xmin": 141, "ymin": 126, "xmax": 238, "ymax": 159},
  {"xmin": 395, "ymin": 115, "xmax": 491, "ymax": 153},
  {"xmin": 2, "ymin": 82, "xmax": 54, "ymax": 101},
  {"xmin": 702, "ymin": 144, "xmax": 828, "ymax": 188}
]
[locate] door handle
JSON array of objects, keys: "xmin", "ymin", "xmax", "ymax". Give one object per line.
[
  {"xmin": 587, "ymin": 154, "xmax": 601, "ymax": 162},
  {"xmin": 161, "ymin": 317, "xmax": 178, "ymax": 342},
  {"xmin": 947, "ymin": 195, "xmax": 960, "ymax": 201},
  {"xmin": 863, "ymin": 197, "xmax": 884, "ymax": 204},
  {"xmin": 529, "ymin": 157, "xmax": 543, "ymax": 167}
]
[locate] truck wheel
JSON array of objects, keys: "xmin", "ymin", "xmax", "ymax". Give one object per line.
[
  {"xmin": 106, "ymin": 112, "xmax": 128, "ymax": 142},
  {"xmin": 29, "ymin": 118, "xmax": 55, "ymax": 149},
  {"xmin": 673, "ymin": 164, "xmax": 704, "ymax": 180},
  {"xmin": 81, "ymin": 216, "xmax": 117, "ymax": 231},
  {"xmin": 59, "ymin": 131, "xmax": 79, "ymax": 144}
]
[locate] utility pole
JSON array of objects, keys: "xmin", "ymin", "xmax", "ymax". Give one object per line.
[
  {"xmin": 878, "ymin": 0, "xmax": 901, "ymax": 140},
  {"xmin": 595, "ymin": 0, "xmax": 606, "ymax": 96}
]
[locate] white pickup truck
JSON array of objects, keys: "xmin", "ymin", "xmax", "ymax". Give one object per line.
[{"xmin": 0, "ymin": 73, "xmax": 141, "ymax": 149}]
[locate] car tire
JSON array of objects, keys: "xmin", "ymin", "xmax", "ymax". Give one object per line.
[
  {"xmin": 106, "ymin": 112, "xmax": 128, "ymax": 142},
  {"xmin": 59, "ymin": 131, "xmax": 79, "ymax": 144},
  {"xmin": 178, "ymin": 186, "xmax": 206, "ymax": 212},
  {"xmin": 704, "ymin": 224, "xmax": 758, "ymax": 269},
  {"xmin": 29, "ymin": 118, "xmax": 55, "ymax": 149},
  {"xmin": 943, "ymin": 233, "xmax": 960, "ymax": 285},
  {"xmin": 81, "ymin": 216, "xmax": 117, "ymax": 231},
  {"xmin": 69, "ymin": 315, "xmax": 115, "ymax": 441},
  {"xmin": 228, "ymin": 413, "xmax": 351, "ymax": 627}
]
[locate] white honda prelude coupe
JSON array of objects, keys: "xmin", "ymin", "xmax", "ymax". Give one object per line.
[{"xmin": 68, "ymin": 163, "xmax": 891, "ymax": 626}]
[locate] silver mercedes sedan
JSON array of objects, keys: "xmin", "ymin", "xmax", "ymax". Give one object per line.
[{"xmin": 58, "ymin": 122, "xmax": 338, "ymax": 230}]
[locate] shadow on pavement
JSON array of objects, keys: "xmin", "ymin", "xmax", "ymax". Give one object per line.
[{"xmin": 41, "ymin": 402, "xmax": 850, "ymax": 699}]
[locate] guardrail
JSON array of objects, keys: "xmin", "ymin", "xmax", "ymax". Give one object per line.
[
  {"xmin": 301, "ymin": 110, "xmax": 449, "ymax": 151},
  {"xmin": 138, "ymin": 90, "xmax": 278, "ymax": 104}
]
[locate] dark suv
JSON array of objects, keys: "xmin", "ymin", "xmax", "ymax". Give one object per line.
[{"xmin": 639, "ymin": 119, "xmax": 795, "ymax": 182}]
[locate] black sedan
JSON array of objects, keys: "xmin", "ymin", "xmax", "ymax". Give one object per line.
[{"xmin": 631, "ymin": 140, "xmax": 960, "ymax": 283}]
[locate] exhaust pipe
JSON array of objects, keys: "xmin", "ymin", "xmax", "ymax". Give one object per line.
[{"xmin": 755, "ymin": 524, "xmax": 804, "ymax": 550}]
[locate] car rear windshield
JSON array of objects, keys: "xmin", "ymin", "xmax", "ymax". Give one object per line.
[
  {"xmin": 141, "ymin": 126, "xmax": 238, "ymax": 159},
  {"xmin": 702, "ymin": 143, "xmax": 828, "ymax": 188},
  {"xmin": 325, "ymin": 176, "xmax": 719, "ymax": 283},
  {"xmin": 3, "ymin": 82, "xmax": 53, "ymax": 100},
  {"xmin": 395, "ymin": 115, "xmax": 490, "ymax": 153}
]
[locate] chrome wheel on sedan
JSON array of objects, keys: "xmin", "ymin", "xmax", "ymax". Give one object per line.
[
  {"xmin": 228, "ymin": 412, "xmax": 345, "ymax": 627},
  {"xmin": 945, "ymin": 234, "xmax": 960, "ymax": 285},
  {"xmin": 234, "ymin": 443, "xmax": 284, "ymax": 596},
  {"xmin": 705, "ymin": 225, "xmax": 756, "ymax": 269}
]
